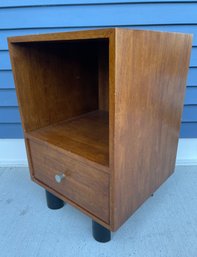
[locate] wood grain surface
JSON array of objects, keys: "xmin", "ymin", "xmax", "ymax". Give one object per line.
[
  {"xmin": 8, "ymin": 28, "xmax": 192, "ymax": 231},
  {"xmin": 26, "ymin": 111, "xmax": 109, "ymax": 167},
  {"xmin": 111, "ymin": 29, "xmax": 192, "ymax": 230},
  {"xmin": 28, "ymin": 139, "xmax": 110, "ymax": 223}
]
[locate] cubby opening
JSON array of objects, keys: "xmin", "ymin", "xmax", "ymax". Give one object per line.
[{"xmin": 12, "ymin": 39, "xmax": 109, "ymax": 166}]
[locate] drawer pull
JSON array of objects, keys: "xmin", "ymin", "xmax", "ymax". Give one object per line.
[{"xmin": 55, "ymin": 173, "xmax": 65, "ymax": 183}]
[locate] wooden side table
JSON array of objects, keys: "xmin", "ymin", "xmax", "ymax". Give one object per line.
[{"xmin": 8, "ymin": 29, "xmax": 192, "ymax": 242}]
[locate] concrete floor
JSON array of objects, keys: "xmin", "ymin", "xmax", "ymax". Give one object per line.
[{"xmin": 0, "ymin": 166, "xmax": 196, "ymax": 257}]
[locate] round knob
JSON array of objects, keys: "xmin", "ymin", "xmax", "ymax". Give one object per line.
[{"xmin": 55, "ymin": 173, "xmax": 65, "ymax": 183}]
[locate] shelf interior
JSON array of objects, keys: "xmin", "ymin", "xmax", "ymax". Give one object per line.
[
  {"xmin": 12, "ymin": 38, "xmax": 110, "ymax": 167},
  {"xmin": 27, "ymin": 110, "xmax": 109, "ymax": 167}
]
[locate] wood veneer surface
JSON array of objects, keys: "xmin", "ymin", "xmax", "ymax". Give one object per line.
[
  {"xmin": 111, "ymin": 29, "xmax": 192, "ymax": 230},
  {"xmin": 29, "ymin": 139, "xmax": 110, "ymax": 223},
  {"xmin": 8, "ymin": 28, "xmax": 192, "ymax": 231},
  {"xmin": 26, "ymin": 110, "xmax": 109, "ymax": 167}
]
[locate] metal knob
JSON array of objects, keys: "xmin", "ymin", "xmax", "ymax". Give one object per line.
[{"xmin": 55, "ymin": 173, "xmax": 65, "ymax": 183}]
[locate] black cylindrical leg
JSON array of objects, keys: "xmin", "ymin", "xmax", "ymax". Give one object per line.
[
  {"xmin": 92, "ymin": 220, "xmax": 111, "ymax": 243},
  {"xmin": 45, "ymin": 190, "xmax": 64, "ymax": 210}
]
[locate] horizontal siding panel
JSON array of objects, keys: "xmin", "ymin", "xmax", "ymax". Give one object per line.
[
  {"xmin": 0, "ymin": 69, "xmax": 196, "ymax": 89},
  {"xmin": 0, "ymin": 89, "xmax": 18, "ymax": 106},
  {"xmin": 187, "ymin": 67, "xmax": 197, "ymax": 86},
  {"xmin": 0, "ymin": 2, "xmax": 196, "ymax": 138},
  {"xmin": 1, "ymin": 0, "xmax": 197, "ymax": 8},
  {"xmin": 0, "ymin": 71, "xmax": 14, "ymax": 88},
  {"xmin": 0, "ymin": 28, "xmax": 80, "ymax": 50},
  {"xmin": 0, "ymin": 123, "xmax": 23, "ymax": 138},
  {"xmin": 1, "ymin": 47, "xmax": 197, "ymax": 70},
  {"xmin": 184, "ymin": 87, "xmax": 197, "ymax": 105},
  {"xmin": 180, "ymin": 122, "xmax": 197, "ymax": 138},
  {"xmin": 0, "ymin": 68, "xmax": 195, "ymax": 92},
  {"xmin": 191, "ymin": 47, "xmax": 197, "ymax": 67},
  {"xmin": 0, "ymin": 51, "xmax": 10, "ymax": 70},
  {"xmin": 0, "ymin": 122, "xmax": 196, "ymax": 139},
  {"xmin": 1, "ymin": 4, "xmax": 197, "ymax": 29},
  {"xmin": 0, "ymin": 87, "xmax": 196, "ymax": 118},
  {"xmin": 0, "ymin": 107, "xmax": 20, "ymax": 123},
  {"xmin": 0, "ymin": 68, "xmax": 196, "ymax": 89},
  {"xmin": 1, "ymin": 25, "xmax": 197, "ymax": 50},
  {"xmin": 0, "ymin": 121, "xmax": 195, "ymax": 139},
  {"xmin": 182, "ymin": 105, "xmax": 197, "ymax": 122},
  {"xmin": 0, "ymin": 105, "xmax": 194, "ymax": 123}
]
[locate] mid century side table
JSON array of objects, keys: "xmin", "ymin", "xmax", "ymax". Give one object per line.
[{"xmin": 8, "ymin": 29, "xmax": 192, "ymax": 242}]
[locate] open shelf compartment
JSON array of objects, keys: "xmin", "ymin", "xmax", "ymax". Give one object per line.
[
  {"xmin": 10, "ymin": 38, "xmax": 110, "ymax": 167},
  {"xmin": 27, "ymin": 110, "xmax": 109, "ymax": 166}
]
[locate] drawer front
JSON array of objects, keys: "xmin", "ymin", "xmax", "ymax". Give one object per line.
[{"xmin": 28, "ymin": 140, "xmax": 109, "ymax": 223}]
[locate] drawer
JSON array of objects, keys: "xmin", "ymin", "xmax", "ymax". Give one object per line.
[{"xmin": 28, "ymin": 140, "xmax": 109, "ymax": 223}]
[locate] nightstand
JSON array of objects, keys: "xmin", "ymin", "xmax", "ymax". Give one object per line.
[{"xmin": 8, "ymin": 28, "xmax": 192, "ymax": 242}]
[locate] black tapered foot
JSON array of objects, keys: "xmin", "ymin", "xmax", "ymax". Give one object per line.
[
  {"xmin": 92, "ymin": 220, "xmax": 111, "ymax": 243},
  {"xmin": 45, "ymin": 190, "xmax": 64, "ymax": 209}
]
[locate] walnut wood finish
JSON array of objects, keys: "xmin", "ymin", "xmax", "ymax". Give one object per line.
[
  {"xmin": 111, "ymin": 29, "xmax": 192, "ymax": 230},
  {"xmin": 28, "ymin": 139, "xmax": 109, "ymax": 223},
  {"xmin": 26, "ymin": 111, "xmax": 109, "ymax": 167},
  {"xmin": 98, "ymin": 42, "xmax": 109, "ymax": 111},
  {"xmin": 8, "ymin": 29, "xmax": 192, "ymax": 232},
  {"xmin": 8, "ymin": 39, "xmax": 107, "ymax": 132}
]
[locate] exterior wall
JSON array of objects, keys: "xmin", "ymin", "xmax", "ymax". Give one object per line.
[{"xmin": 0, "ymin": 0, "xmax": 196, "ymax": 138}]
